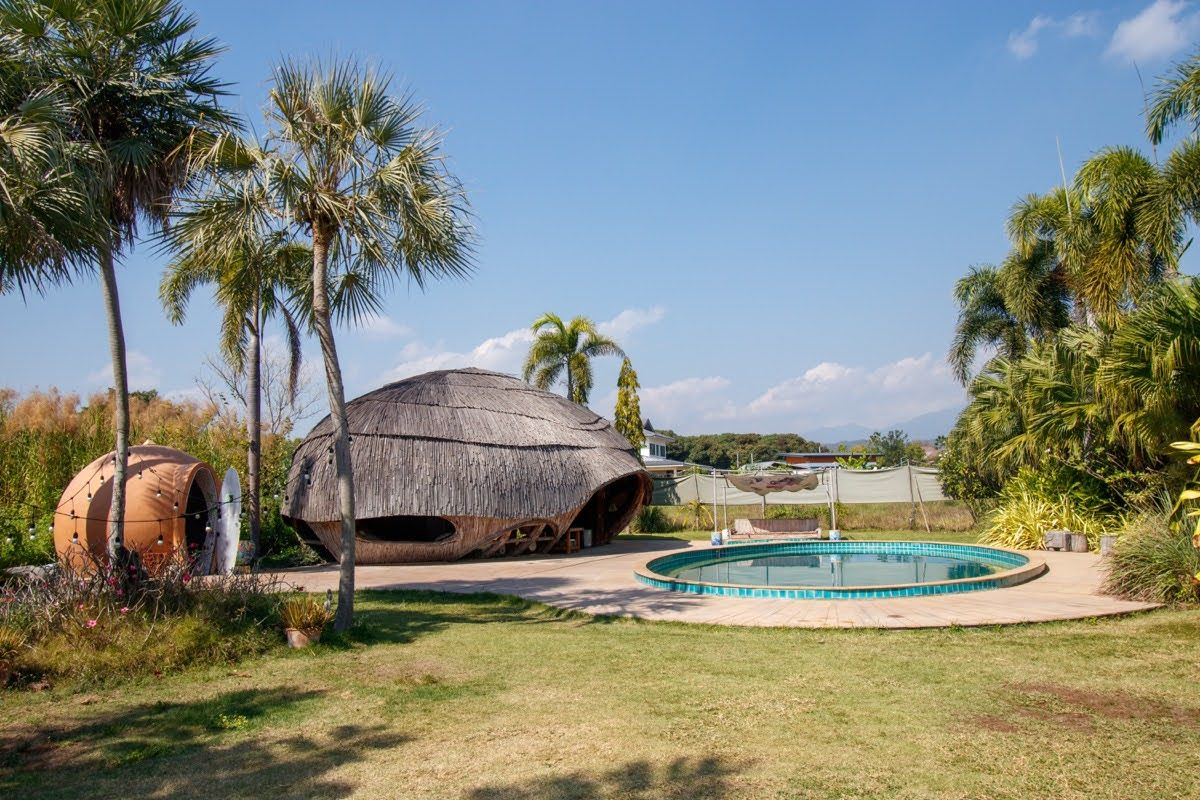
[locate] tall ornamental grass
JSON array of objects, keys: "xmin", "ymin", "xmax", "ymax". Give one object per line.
[
  {"xmin": 981, "ymin": 467, "xmax": 1119, "ymax": 550},
  {"xmin": 0, "ymin": 388, "xmax": 300, "ymax": 569}
]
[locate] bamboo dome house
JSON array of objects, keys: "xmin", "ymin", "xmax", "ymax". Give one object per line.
[
  {"xmin": 53, "ymin": 444, "xmax": 220, "ymax": 571},
  {"xmin": 281, "ymin": 368, "xmax": 651, "ymax": 564}
]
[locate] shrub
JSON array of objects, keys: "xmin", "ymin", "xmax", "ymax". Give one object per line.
[
  {"xmin": 1103, "ymin": 511, "xmax": 1200, "ymax": 603},
  {"xmin": 280, "ymin": 596, "xmax": 333, "ymax": 632},
  {"xmin": 981, "ymin": 467, "xmax": 1119, "ymax": 550},
  {"xmin": 0, "ymin": 549, "xmax": 285, "ymax": 686},
  {"xmin": 766, "ymin": 505, "xmax": 820, "ymax": 520},
  {"xmin": 627, "ymin": 506, "xmax": 681, "ymax": 534}
]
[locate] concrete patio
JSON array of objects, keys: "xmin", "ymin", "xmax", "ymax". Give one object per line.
[{"xmin": 275, "ymin": 538, "xmax": 1161, "ymax": 629}]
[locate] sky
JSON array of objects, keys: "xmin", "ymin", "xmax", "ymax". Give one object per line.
[{"xmin": 3, "ymin": 0, "xmax": 1199, "ymax": 439}]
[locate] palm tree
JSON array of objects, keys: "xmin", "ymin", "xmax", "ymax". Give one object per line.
[
  {"xmin": 1098, "ymin": 278, "xmax": 1200, "ymax": 462},
  {"xmin": 522, "ymin": 313, "xmax": 625, "ymax": 405},
  {"xmin": 180, "ymin": 61, "xmax": 474, "ymax": 630},
  {"xmin": 0, "ymin": 0, "xmax": 235, "ymax": 557},
  {"xmin": 1146, "ymin": 48, "xmax": 1200, "ymax": 145},
  {"xmin": 160, "ymin": 228, "xmax": 309, "ymax": 558},
  {"xmin": 949, "ymin": 265, "xmax": 1041, "ymax": 385},
  {"xmin": 0, "ymin": 50, "xmax": 98, "ymax": 292}
]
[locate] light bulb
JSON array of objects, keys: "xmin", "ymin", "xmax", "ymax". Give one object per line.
[{"xmin": 156, "ymin": 533, "xmax": 164, "ymax": 545}]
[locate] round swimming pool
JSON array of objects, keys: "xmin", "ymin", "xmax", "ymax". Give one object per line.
[{"xmin": 634, "ymin": 541, "xmax": 1045, "ymax": 599}]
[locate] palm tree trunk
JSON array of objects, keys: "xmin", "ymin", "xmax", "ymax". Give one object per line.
[
  {"xmin": 311, "ymin": 224, "xmax": 356, "ymax": 632},
  {"xmin": 246, "ymin": 290, "xmax": 262, "ymax": 559},
  {"xmin": 565, "ymin": 358, "xmax": 573, "ymax": 403},
  {"xmin": 98, "ymin": 245, "xmax": 129, "ymax": 560}
]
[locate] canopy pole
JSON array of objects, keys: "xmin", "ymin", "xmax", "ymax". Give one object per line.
[
  {"xmin": 830, "ymin": 468, "xmax": 839, "ymax": 531},
  {"xmin": 711, "ymin": 470, "xmax": 719, "ymax": 534},
  {"xmin": 722, "ymin": 476, "xmax": 728, "ymax": 530},
  {"xmin": 912, "ymin": 467, "xmax": 931, "ymax": 533}
]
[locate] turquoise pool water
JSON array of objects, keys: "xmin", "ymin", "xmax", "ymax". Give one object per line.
[{"xmin": 636, "ymin": 541, "xmax": 1042, "ymax": 599}]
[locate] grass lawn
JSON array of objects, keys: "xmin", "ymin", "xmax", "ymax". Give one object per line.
[{"xmin": 2, "ymin": 570, "xmax": 1198, "ymax": 799}]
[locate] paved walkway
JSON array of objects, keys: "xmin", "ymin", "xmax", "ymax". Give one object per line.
[{"xmin": 275, "ymin": 539, "xmax": 1160, "ymax": 629}]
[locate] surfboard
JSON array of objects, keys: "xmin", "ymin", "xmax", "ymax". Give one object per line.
[{"xmin": 217, "ymin": 467, "xmax": 242, "ymax": 575}]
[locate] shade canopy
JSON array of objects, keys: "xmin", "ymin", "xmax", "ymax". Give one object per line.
[{"xmin": 726, "ymin": 472, "xmax": 820, "ymax": 496}]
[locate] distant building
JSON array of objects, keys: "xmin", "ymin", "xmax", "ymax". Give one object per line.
[
  {"xmin": 777, "ymin": 451, "xmax": 882, "ymax": 469},
  {"xmin": 641, "ymin": 428, "xmax": 710, "ymax": 476}
]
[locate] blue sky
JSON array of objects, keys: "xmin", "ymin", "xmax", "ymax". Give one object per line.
[{"xmin": 3, "ymin": 0, "xmax": 1198, "ymax": 437}]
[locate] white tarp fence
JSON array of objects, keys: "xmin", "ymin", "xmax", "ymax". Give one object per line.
[{"xmin": 651, "ymin": 466, "xmax": 945, "ymax": 506}]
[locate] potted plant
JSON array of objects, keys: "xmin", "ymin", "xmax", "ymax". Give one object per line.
[
  {"xmin": 280, "ymin": 596, "xmax": 334, "ymax": 648},
  {"xmin": 0, "ymin": 625, "xmax": 26, "ymax": 687}
]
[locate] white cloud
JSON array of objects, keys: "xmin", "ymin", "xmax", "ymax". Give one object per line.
[
  {"xmin": 383, "ymin": 327, "xmax": 534, "ymax": 381},
  {"xmin": 1108, "ymin": 0, "xmax": 1200, "ymax": 62},
  {"xmin": 745, "ymin": 353, "xmax": 964, "ymax": 430},
  {"xmin": 88, "ymin": 351, "xmax": 161, "ymax": 391},
  {"xmin": 1008, "ymin": 12, "xmax": 1099, "ymax": 59},
  {"xmin": 597, "ymin": 306, "xmax": 666, "ymax": 340},
  {"xmin": 639, "ymin": 376, "xmax": 737, "ymax": 424},
  {"xmin": 359, "ymin": 313, "xmax": 413, "ymax": 339},
  {"xmin": 382, "ymin": 306, "xmax": 667, "ymax": 384}
]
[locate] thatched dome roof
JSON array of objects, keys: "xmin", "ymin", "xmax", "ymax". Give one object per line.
[{"xmin": 282, "ymin": 368, "xmax": 647, "ymax": 524}]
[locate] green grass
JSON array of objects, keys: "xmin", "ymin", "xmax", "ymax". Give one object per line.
[{"xmin": 2, "ymin": 583, "xmax": 1198, "ymax": 799}]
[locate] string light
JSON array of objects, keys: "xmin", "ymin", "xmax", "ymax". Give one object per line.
[
  {"xmin": 156, "ymin": 533, "xmax": 164, "ymax": 545},
  {"xmin": 71, "ymin": 531, "xmax": 79, "ymax": 544}
]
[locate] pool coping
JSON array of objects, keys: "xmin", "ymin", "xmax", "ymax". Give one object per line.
[{"xmin": 633, "ymin": 540, "xmax": 1048, "ymax": 600}]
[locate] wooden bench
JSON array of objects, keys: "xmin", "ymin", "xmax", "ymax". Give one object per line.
[{"xmin": 732, "ymin": 518, "xmax": 821, "ymax": 539}]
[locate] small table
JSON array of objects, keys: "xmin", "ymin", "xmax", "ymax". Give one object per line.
[{"xmin": 563, "ymin": 527, "xmax": 583, "ymax": 554}]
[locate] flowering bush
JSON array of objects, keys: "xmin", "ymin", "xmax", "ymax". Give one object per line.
[{"xmin": 0, "ymin": 546, "xmax": 286, "ymax": 686}]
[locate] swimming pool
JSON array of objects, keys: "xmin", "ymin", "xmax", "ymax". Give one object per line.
[{"xmin": 634, "ymin": 541, "xmax": 1046, "ymax": 599}]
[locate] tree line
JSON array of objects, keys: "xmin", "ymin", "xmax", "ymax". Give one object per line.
[{"xmin": 942, "ymin": 51, "xmax": 1200, "ymax": 514}]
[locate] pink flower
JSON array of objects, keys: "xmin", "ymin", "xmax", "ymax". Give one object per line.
[
  {"xmin": 115, "ymin": 589, "xmax": 124, "ymax": 598},
  {"xmin": 78, "ymin": 603, "xmax": 85, "ymax": 609},
  {"xmin": 119, "ymin": 607, "xmax": 129, "ymax": 614},
  {"xmin": 182, "ymin": 574, "xmax": 191, "ymax": 584},
  {"xmin": 107, "ymin": 577, "xmax": 116, "ymax": 586},
  {"xmin": 86, "ymin": 619, "xmax": 97, "ymax": 628}
]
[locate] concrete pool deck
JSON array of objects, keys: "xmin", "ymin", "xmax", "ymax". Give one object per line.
[{"xmin": 275, "ymin": 538, "xmax": 1160, "ymax": 628}]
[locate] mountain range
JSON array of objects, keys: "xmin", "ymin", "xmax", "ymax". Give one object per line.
[{"xmin": 806, "ymin": 406, "xmax": 962, "ymax": 447}]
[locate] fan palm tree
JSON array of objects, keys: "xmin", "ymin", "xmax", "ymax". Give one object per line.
[
  {"xmin": 0, "ymin": 0, "xmax": 236, "ymax": 557},
  {"xmin": 523, "ymin": 313, "xmax": 625, "ymax": 405},
  {"xmin": 180, "ymin": 60, "xmax": 474, "ymax": 630},
  {"xmin": 0, "ymin": 50, "xmax": 98, "ymax": 292},
  {"xmin": 160, "ymin": 227, "xmax": 309, "ymax": 558}
]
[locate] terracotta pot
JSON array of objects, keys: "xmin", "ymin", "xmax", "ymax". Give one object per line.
[{"xmin": 285, "ymin": 627, "xmax": 323, "ymax": 648}]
